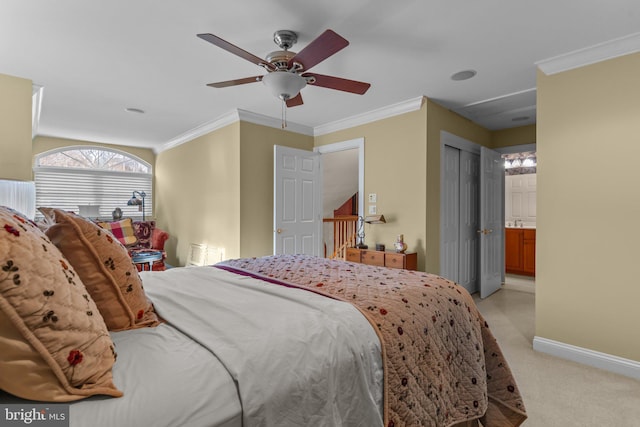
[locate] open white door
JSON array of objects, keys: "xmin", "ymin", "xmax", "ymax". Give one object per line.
[
  {"xmin": 274, "ymin": 145, "xmax": 322, "ymax": 256},
  {"xmin": 479, "ymin": 146, "xmax": 505, "ymax": 298}
]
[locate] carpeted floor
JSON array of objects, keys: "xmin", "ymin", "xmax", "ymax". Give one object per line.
[{"xmin": 474, "ymin": 289, "xmax": 640, "ymax": 427}]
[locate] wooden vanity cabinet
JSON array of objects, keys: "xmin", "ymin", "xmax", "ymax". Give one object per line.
[
  {"xmin": 522, "ymin": 229, "xmax": 536, "ymax": 275},
  {"xmin": 505, "ymin": 228, "xmax": 535, "ymax": 276}
]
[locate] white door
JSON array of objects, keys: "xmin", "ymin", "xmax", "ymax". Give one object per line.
[
  {"xmin": 479, "ymin": 146, "xmax": 505, "ymax": 298},
  {"xmin": 274, "ymin": 145, "xmax": 322, "ymax": 256}
]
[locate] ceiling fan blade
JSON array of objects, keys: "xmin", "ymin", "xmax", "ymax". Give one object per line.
[
  {"xmin": 197, "ymin": 33, "xmax": 274, "ymax": 70},
  {"xmin": 286, "ymin": 93, "xmax": 304, "ymax": 108},
  {"xmin": 206, "ymin": 76, "xmax": 263, "ymax": 88},
  {"xmin": 304, "ymin": 73, "xmax": 371, "ymax": 95},
  {"xmin": 288, "ymin": 29, "xmax": 349, "ymax": 71}
]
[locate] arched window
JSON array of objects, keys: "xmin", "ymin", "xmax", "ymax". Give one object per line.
[{"xmin": 34, "ymin": 146, "xmax": 152, "ymax": 220}]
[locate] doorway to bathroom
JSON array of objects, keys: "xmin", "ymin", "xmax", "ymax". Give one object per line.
[{"xmin": 498, "ymin": 144, "xmax": 536, "ymax": 293}]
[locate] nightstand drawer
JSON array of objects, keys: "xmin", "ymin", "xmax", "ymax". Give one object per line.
[
  {"xmin": 360, "ymin": 250, "xmax": 384, "ymax": 266},
  {"xmin": 384, "ymin": 253, "xmax": 405, "ymax": 269},
  {"xmin": 343, "ymin": 248, "xmax": 418, "ymax": 270},
  {"xmin": 345, "ymin": 247, "xmax": 361, "ymax": 263}
]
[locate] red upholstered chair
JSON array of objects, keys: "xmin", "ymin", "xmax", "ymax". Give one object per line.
[
  {"xmin": 129, "ymin": 221, "xmax": 169, "ymax": 271},
  {"xmin": 97, "ymin": 219, "xmax": 169, "ymax": 271}
]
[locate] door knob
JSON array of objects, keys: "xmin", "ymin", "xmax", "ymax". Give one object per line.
[
  {"xmin": 476, "ymin": 229, "xmax": 494, "ymax": 235},
  {"xmin": 276, "ymin": 228, "xmax": 283, "ymax": 234}
]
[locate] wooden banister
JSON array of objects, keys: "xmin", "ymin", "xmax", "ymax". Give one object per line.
[{"xmin": 323, "ymin": 215, "xmax": 358, "ymax": 260}]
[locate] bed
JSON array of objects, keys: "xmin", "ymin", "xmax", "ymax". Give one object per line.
[{"xmin": 0, "ymin": 206, "xmax": 527, "ymax": 427}]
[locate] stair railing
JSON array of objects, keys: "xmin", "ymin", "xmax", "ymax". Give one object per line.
[{"xmin": 323, "ymin": 215, "xmax": 358, "ymax": 260}]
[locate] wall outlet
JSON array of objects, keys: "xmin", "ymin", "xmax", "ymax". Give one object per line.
[
  {"xmin": 368, "ymin": 193, "xmax": 377, "ymax": 203},
  {"xmin": 368, "ymin": 205, "xmax": 377, "ymax": 214}
]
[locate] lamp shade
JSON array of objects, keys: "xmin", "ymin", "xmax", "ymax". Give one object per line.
[
  {"xmin": 364, "ymin": 214, "xmax": 386, "ymax": 224},
  {"xmin": 126, "ymin": 190, "xmax": 146, "ymax": 220},
  {"xmin": 78, "ymin": 205, "xmax": 100, "ymax": 218},
  {"xmin": 262, "ymin": 71, "xmax": 306, "ymax": 100}
]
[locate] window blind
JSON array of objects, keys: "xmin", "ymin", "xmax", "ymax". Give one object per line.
[{"xmin": 34, "ymin": 167, "xmax": 152, "ymax": 221}]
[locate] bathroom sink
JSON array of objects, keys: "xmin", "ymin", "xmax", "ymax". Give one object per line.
[{"xmin": 505, "ymin": 223, "xmax": 536, "ymax": 229}]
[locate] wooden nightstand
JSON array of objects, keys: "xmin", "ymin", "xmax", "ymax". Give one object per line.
[{"xmin": 345, "ymin": 247, "xmax": 417, "ymax": 270}]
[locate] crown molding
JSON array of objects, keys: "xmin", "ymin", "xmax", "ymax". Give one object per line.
[
  {"xmin": 32, "ymin": 84, "xmax": 44, "ymax": 140},
  {"xmin": 536, "ymin": 31, "xmax": 640, "ymax": 75},
  {"xmin": 236, "ymin": 109, "xmax": 314, "ymax": 136},
  {"xmin": 156, "ymin": 110, "xmax": 239, "ymax": 153},
  {"xmin": 313, "ymin": 96, "xmax": 425, "ymax": 136},
  {"xmin": 156, "ymin": 97, "xmax": 425, "ymax": 153},
  {"xmin": 156, "ymin": 109, "xmax": 314, "ymax": 154}
]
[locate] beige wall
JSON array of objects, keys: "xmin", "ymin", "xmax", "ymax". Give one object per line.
[
  {"xmin": 155, "ymin": 121, "xmax": 313, "ymax": 266},
  {"xmin": 239, "ymin": 122, "xmax": 314, "ymax": 257},
  {"xmin": 536, "ymin": 52, "xmax": 640, "ymax": 361},
  {"xmin": 0, "ymin": 73, "xmax": 32, "ymax": 181},
  {"xmin": 315, "ymin": 102, "xmax": 429, "ymax": 269},
  {"xmin": 491, "ymin": 124, "xmax": 536, "ymax": 149},
  {"xmin": 155, "ymin": 122, "xmax": 241, "ymax": 267},
  {"xmin": 315, "ymin": 98, "xmax": 493, "ymax": 272}
]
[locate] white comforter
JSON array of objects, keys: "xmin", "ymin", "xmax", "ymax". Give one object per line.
[{"xmin": 145, "ymin": 266, "xmax": 384, "ymax": 427}]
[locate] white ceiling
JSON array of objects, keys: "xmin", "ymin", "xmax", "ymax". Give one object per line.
[{"xmin": 2, "ymin": 1, "xmax": 639, "ymax": 152}]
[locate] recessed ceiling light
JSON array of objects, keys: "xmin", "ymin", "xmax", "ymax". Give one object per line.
[
  {"xmin": 450, "ymin": 70, "xmax": 477, "ymax": 81},
  {"xmin": 512, "ymin": 116, "xmax": 530, "ymax": 122},
  {"xmin": 125, "ymin": 107, "xmax": 145, "ymax": 114}
]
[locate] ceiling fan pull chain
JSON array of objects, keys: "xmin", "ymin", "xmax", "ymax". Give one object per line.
[{"xmin": 281, "ymin": 98, "xmax": 287, "ymax": 129}]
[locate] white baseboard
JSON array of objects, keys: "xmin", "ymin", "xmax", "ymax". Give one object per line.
[
  {"xmin": 501, "ymin": 281, "xmax": 535, "ymax": 294},
  {"xmin": 533, "ymin": 336, "xmax": 640, "ymax": 380}
]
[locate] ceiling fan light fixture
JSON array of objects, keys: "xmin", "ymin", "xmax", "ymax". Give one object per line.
[{"xmin": 262, "ymin": 71, "xmax": 307, "ymax": 101}]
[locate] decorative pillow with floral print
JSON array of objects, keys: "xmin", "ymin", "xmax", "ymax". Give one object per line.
[
  {"xmin": 40, "ymin": 208, "xmax": 159, "ymax": 331},
  {"xmin": 0, "ymin": 205, "xmax": 122, "ymax": 401},
  {"xmin": 132, "ymin": 220, "xmax": 156, "ymax": 249}
]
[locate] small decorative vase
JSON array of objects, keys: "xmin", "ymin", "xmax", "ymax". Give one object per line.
[
  {"xmin": 394, "ymin": 234, "xmax": 407, "ymax": 253},
  {"xmin": 112, "ymin": 207, "xmax": 123, "ymax": 220}
]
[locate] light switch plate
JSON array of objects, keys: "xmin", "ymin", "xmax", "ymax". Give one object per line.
[
  {"xmin": 368, "ymin": 193, "xmax": 377, "ymax": 203},
  {"xmin": 368, "ymin": 205, "xmax": 377, "ymax": 214}
]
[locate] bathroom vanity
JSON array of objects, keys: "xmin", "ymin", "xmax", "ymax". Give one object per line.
[{"xmin": 505, "ymin": 227, "xmax": 536, "ymax": 276}]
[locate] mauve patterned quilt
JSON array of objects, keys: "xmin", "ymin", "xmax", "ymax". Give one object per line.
[{"xmin": 218, "ymin": 254, "xmax": 526, "ymax": 427}]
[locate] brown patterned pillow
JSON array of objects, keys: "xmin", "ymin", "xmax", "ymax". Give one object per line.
[
  {"xmin": 0, "ymin": 206, "xmax": 122, "ymax": 401},
  {"xmin": 40, "ymin": 208, "xmax": 160, "ymax": 331}
]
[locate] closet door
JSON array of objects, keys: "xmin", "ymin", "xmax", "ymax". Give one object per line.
[
  {"xmin": 441, "ymin": 146, "xmax": 480, "ymax": 294},
  {"xmin": 458, "ymin": 150, "xmax": 480, "ymax": 293},
  {"xmin": 441, "ymin": 145, "xmax": 460, "ymax": 282}
]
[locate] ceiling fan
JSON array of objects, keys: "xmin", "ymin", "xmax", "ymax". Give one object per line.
[{"xmin": 197, "ymin": 29, "xmax": 371, "ymax": 109}]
